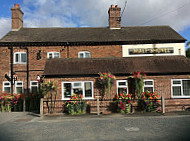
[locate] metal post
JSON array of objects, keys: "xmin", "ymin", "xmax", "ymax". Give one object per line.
[
  {"xmin": 9, "ymin": 46, "xmax": 14, "ymax": 95},
  {"xmin": 161, "ymin": 96, "xmax": 165, "ymax": 114},
  {"xmin": 96, "ymin": 96, "xmax": 100, "ymax": 115},
  {"xmin": 40, "ymin": 98, "xmax": 44, "ymax": 116}
]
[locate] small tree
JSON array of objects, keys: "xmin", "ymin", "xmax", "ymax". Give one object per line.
[{"xmin": 39, "ymin": 80, "xmax": 57, "ymax": 113}]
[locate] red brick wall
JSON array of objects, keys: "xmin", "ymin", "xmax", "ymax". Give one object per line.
[
  {"xmin": 0, "ymin": 45, "xmax": 122, "ymax": 94},
  {"xmin": 44, "ymin": 75, "xmax": 190, "ymax": 113}
]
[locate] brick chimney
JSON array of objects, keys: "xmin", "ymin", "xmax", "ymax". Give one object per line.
[
  {"xmin": 11, "ymin": 4, "xmax": 24, "ymax": 31},
  {"xmin": 108, "ymin": 4, "xmax": 121, "ymax": 29}
]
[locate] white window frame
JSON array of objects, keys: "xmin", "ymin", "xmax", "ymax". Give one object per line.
[
  {"xmin": 62, "ymin": 81, "xmax": 94, "ymax": 100},
  {"xmin": 15, "ymin": 81, "xmax": 23, "ymax": 94},
  {"xmin": 2, "ymin": 81, "xmax": 11, "ymax": 93},
  {"xmin": 78, "ymin": 51, "xmax": 91, "ymax": 58},
  {"xmin": 171, "ymin": 79, "xmax": 190, "ymax": 98},
  {"xmin": 14, "ymin": 52, "xmax": 27, "ymax": 64},
  {"xmin": 30, "ymin": 81, "xmax": 38, "ymax": 93},
  {"xmin": 47, "ymin": 52, "xmax": 60, "ymax": 59},
  {"xmin": 117, "ymin": 80, "xmax": 128, "ymax": 94},
  {"xmin": 144, "ymin": 79, "xmax": 154, "ymax": 92}
]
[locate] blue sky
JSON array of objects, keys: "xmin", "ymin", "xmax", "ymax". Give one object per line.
[{"xmin": 0, "ymin": 0, "xmax": 189, "ymax": 46}]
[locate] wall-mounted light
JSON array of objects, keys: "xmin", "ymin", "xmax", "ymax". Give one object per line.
[
  {"xmin": 37, "ymin": 50, "xmax": 42, "ymax": 60},
  {"xmin": 5, "ymin": 73, "xmax": 17, "ymax": 85}
]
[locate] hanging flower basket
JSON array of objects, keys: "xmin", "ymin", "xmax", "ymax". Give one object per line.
[{"xmin": 98, "ymin": 72, "xmax": 116, "ymax": 98}]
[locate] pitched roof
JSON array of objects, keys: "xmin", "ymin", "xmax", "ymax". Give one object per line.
[
  {"xmin": 43, "ymin": 56, "xmax": 190, "ymax": 76},
  {"xmin": 0, "ymin": 26, "xmax": 186, "ymax": 46}
]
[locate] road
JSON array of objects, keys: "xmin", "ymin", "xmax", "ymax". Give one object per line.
[{"xmin": 0, "ymin": 113, "xmax": 190, "ymax": 141}]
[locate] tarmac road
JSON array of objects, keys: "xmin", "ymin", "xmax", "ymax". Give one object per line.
[{"xmin": 0, "ymin": 112, "xmax": 190, "ymax": 141}]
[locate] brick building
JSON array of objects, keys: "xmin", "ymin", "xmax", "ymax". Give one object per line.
[{"xmin": 0, "ymin": 4, "xmax": 190, "ymax": 112}]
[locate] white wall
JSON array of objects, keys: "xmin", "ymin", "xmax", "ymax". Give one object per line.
[{"xmin": 122, "ymin": 43, "xmax": 185, "ymax": 57}]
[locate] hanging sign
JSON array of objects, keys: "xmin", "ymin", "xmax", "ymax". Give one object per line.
[{"xmin": 128, "ymin": 47, "xmax": 174, "ymax": 55}]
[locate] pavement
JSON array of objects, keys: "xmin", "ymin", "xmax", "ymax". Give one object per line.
[{"xmin": 0, "ymin": 112, "xmax": 190, "ymax": 141}]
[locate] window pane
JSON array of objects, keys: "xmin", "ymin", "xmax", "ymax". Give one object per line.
[
  {"xmin": 173, "ymin": 80, "xmax": 181, "ymax": 85},
  {"xmin": 4, "ymin": 87, "xmax": 11, "ymax": 93},
  {"xmin": 32, "ymin": 82, "xmax": 38, "ymax": 85},
  {"xmin": 182, "ymin": 80, "xmax": 190, "ymax": 96},
  {"xmin": 173, "ymin": 86, "xmax": 181, "ymax": 96},
  {"xmin": 16, "ymin": 87, "xmax": 23, "ymax": 94},
  {"xmin": 73, "ymin": 82, "xmax": 81, "ymax": 87},
  {"xmin": 73, "ymin": 88, "xmax": 83, "ymax": 95},
  {"xmin": 85, "ymin": 82, "xmax": 92, "ymax": 97},
  {"xmin": 64, "ymin": 83, "xmax": 72, "ymax": 98},
  {"xmin": 79, "ymin": 53, "xmax": 84, "ymax": 58},
  {"xmin": 21, "ymin": 53, "xmax": 26, "ymax": 62},
  {"xmin": 17, "ymin": 82, "xmax": 22, "ymax": 86},
  {"xmin": 4, "ymin": 83, "xmax": 10, "ymax": 86},
  {"xmin": 145, "ymin": 81, "xmax": 153, "ymax": 85},
  {"xmin": 54, "ymin": 53, "xmax": 60, "ymax": 58},
  {"xmin": 31, "ymin": 86, "xmax": 38, "ymax": 93},
  {"xmin": 144, "ymin": 87, "xmax": 153, "ymax": 93},
  {"xmin": 118, "ymin": 82, "xmax": 127, "ymax": 86},
  {"xmin": 15, "ymin": 54, "xmax": 19, "ymax": 62},
  {"xmin": 85, "ymin": 52, "xmax": 91, "ymax": 58},
  {"xmin": 118, "ymin": 88, "xmax": 127, "ymax": 94},
  {"xmin": 49, "ymin": 53, "xmax": 53, "ymax": 59}
]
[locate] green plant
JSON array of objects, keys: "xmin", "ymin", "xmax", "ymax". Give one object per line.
[
  {"xmin": 0, "ymin": 93, "xmax": 23, "ymax": 112},
  {"xmin": 142, "ymin": 91, "xmax": 159, "ymax": 112},
  {"xmin": 64, "ymin": 94, "xmax": 87, "ymax": 115},
  {"xmin": 39, "ymin": 80, "xmax": 57, "ymax": 113},
  {"xmin": 114, "ymin": 92, "xmax": 133, "ymax": 114},
  {"xmin": 98, "ymin": 72, "xmax": 116, "ymax": 98},
  {"xmin": 133, "ymin": 72, "xmax": 146, "ymax": 99}
]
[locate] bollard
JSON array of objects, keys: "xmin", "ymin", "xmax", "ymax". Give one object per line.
[
  {"xmin": 96, "ymin": 96, "xmax": 101, "ymax": 115},
  {"xmin": 161, "ymin": 96, "xmax": 165, "ymax": 114},
  {"xmin": 40, "ymin": 98, "xmax": 44, "ymax": 116}
]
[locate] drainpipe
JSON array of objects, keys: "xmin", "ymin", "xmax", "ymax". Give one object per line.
[{"xmin": 8, "ymin": 46, "xmax": 14, "ymax": 95}]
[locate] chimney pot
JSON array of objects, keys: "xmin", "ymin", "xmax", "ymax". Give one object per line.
[
  {"xmin": 14, "ymin": 4, "xmax": 20, "ymax": 8},
  {"xmin": 108, "ymin": 4, "xmax": 121, "ymax": 29}
]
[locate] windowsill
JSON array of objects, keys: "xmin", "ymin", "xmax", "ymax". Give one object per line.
[
  {"xmin": 171, "ymin": 96, "xmax": 190, "ymax": 99},
  {"xmin": 62, "ymin": 97, "xmax": 94, "ymax": 100},
  {"xmin": 14, "ymin": 63, "xmax": 27, "ymax": 65}
]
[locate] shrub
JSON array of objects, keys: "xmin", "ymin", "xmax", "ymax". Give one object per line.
[
  {"xmin": 114, "ymin": 92, "xmax": 133, "ymax": 114},
  {"xmin": 64, "ymin": 94, "xmax": 87, "ymax": 115},
  {"xmin": 0, "ymin": 93, "xmax": 23, "ymax": 112},
  {"xmin": 142, "ymin": 91, "xmax": 160, "ymax": 112}
]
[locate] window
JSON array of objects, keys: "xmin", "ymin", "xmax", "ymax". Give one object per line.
[
  {"xmin": 47, "ymin": 52, "xmax": 60, "ymax": 59},
  {"xmin": 117, "ymin": 80, "xmax": 128, "ymax": 94},
  {"xmin": 62, "ymin": 81, "xmax": 93, "ymax": 100},
  {"xmin": 30, "ymin": 81, "xmax": 38, "ymax": 93},
  {"xmin": 3, "ymin": 81, "xmax": 11, "ymax": 93},
  {"xmin": 15, "ymin": 81, "xmax": 23, "ymax": 94},
  {"xmin": 14, "ymin": 52, "xmax": 27, "ymax": 64},
  {"xmin": 78, "ymin": 51, "xmax": 91, "ymax": 58},
  {"xmin": 144, "ymin": 80, "xmax": 154, "ymax": 93},
  {"xmin": 172, "ymin": 79, "xmax": 190, "ymax": 98}
]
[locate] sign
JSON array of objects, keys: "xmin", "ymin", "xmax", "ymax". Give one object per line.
[{"xmin": 128, "ymin": 47, "xmax": 174, "ymax": 55}]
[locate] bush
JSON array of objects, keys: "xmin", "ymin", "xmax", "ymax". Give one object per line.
[
  {"xmin": 64, "ymin": 94, "xmax": 87, "ymax": 115},
  {"xmin": 114, "ymin": 93, "xmax": 133, "ymax": 114},
  {"xmin": 142, "ymin": 91, "xmax": 160, "ymax": 112},
  {"xmin": 0, "ymin": 93, "xmax": 23, "ymax": 112}
]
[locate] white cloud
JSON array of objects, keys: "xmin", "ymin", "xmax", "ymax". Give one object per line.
[
  {"xmin": 0, "ymin": 18, "xmax": 11, "ymax": 38},
  {"xmin": 0, "ymin": 0, "xmax": 190, "ymax": 38}
]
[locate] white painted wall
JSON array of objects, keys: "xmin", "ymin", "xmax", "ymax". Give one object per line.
[{"xmin": 122, "ymin": 43, "xmax": 185, "ymax": 57}]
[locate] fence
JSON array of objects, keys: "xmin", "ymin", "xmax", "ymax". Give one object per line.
[{"xmin": 40, "ymin": 96, "xmax": 190, "ymax": 116}]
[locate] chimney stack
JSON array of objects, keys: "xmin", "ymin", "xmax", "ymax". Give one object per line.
[
  {"xmin": 108, "ymin": 4, "xmax": 121, "ymax": 29},
  {"xmin": 11, "ymin": 4, "xmax": 24, "ymax": 31}
]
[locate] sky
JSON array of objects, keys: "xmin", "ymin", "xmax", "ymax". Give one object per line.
[{"xmin": 0, "ymin": 0, "xmax": 190, "ymax": 47}]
